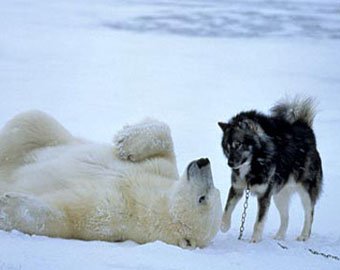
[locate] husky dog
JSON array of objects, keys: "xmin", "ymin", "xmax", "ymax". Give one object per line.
[
  {"xmin": 218, "ymin": 98, "xmax": 322, "ymax": 242},
  {"xmin": 0, "ymin": 111, "xmax": 222, "ymax": 248}
]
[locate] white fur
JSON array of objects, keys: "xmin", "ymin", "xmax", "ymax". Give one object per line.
[
  {"xmin": 273, "ymin": 178, "xmax": 296, "ymax": 240},
  {"xmin": 238, "ymin": 161, "xmax": 251, "ymax": 180},
  {"xmin": 296, "ymin": 185, "xmax": 313, "ymax": 241},
  {"xmin": 250, "ymin": 183, "xmax": 268, "ymax": 196},
  {"xmin": 220, "ymin": 160, "xmax": 251, "ymax": 233},
  {"xmin": 272, "ymin": 175, "xmax": 314, "ymax": 241},
  {"xmin": 0, "ymin": 111, "xmax": 222, "ymax": 248},
  {"xmin": 220, "ymin": 193, "xmax": 241, "ymax": 233}
]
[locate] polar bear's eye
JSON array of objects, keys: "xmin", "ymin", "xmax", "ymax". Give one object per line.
[{"xmin": 198, "ymin": 195, "xmax": 206, "ymax": 204}]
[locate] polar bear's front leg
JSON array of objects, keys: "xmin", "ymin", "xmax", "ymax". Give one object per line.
[
  {"xmin": 114, "ymin": 119, "xmax": 175, "ymax": 162},
  {"xmin": 0, "ymin": 192, "xmax": 69, "ymax": 237}
]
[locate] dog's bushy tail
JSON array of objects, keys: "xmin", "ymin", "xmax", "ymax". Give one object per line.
[{"xmin": 270, "ymin": 97, "xmax": 316, "ymax": 127}]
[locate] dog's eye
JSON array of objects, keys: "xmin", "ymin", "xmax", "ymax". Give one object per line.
[
  {"xmin": 223, "ymin": 150, "xmax": 229, "ymax": 158},
  {"xmin": 232, "ymin": 141, "xmax": 242, "ymax": 149}
]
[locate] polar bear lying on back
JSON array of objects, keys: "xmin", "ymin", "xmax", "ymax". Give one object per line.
[{"xmin": 0, "ymin": 111, "xmax": 222, "ymax": 248}]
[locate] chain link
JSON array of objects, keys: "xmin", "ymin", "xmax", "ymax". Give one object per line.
[
  {"xmin": 238, "ymin": 185, "xmax": 250, "ymax": 240},
  {"xmin": 277, "ymin": 243, "xmax": 339, "ymax": 261},
  {"xmin": 237, "ymin": 190, "xmax": 339, "ymax": 261},
  {"xmin": 308, "ymin": 248, "xmax": 340, "ymax": 261},
  {"xmin": 277, "ymin": 242, "xmax": 288, "ymax": 250}
]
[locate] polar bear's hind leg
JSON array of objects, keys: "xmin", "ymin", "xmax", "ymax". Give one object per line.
[{"xmin": 0, "ymin": 110, "xmax": 74, "ymax": 165}]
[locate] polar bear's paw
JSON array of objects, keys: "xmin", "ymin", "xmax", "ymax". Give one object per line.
[
  {"xmin": 114, "ymin": 133, "xmax": 138, "ymax": 161},
  {"xmin": 0, "ymin": 193, "xmax": 55, "ymax": 234},
  {"xmin": 0, "ymin": 193, "xmax": 34, "ymax": 231},
  {"xmin": 113, "ymin": 119, "xmax": 173, "ymax": 162},
  {"xmin": 179, "ymin": 238, "xmax": 197, "ymax": 249}
]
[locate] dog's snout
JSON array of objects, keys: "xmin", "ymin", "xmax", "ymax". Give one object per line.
[
  {"xmin": 197, "ymin": 158, "xmax": 210, "ymax": 169},
  {"xmin": 227, "ymin": 160, "xmax": 234, "ymax": 168}
]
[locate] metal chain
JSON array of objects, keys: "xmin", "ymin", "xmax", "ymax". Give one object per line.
[
  {"xmin": 308, "ymin": 248, "xmax": 340, "ymax": 261},
  {"xmin": 277, "ymin": 242, "xmax": 288, "ymax": 250},
  {"xmin": 238, "ymin": 185, "xmax": 250, "ymax": 240},
  {"xmin": 237, "ymin": 191, "xmax": 339, "ymax": 261},
  {"xmin": 277, "ymin": 243, "xmax": 340, "ymax": 261}
]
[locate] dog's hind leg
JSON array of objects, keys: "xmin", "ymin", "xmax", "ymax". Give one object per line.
[
  {"xmin": 273, "ymin": 185, "xmax": 294, "ymax": 240},
  {"xmin": 296, "ymin": 186, "xmax": 314, "ymax": 241},
  {"xmin": 220, "ymin": 186, "xmax": 244, "ymax": 232},
  {"xmin": 113, "ymin": 119, "xmax": 175, "ymax": 162},
  {"xmin": 296, "ymin": 152, "xmax": 322, "ymax": 241}
]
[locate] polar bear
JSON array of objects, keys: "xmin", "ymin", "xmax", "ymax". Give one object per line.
[{"xmin": 0, "ymin": 111, "xmax": 222, "ymax": 248}]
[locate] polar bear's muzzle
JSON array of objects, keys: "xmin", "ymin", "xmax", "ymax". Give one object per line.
[{"xmin": 186, "ymin": 158, "xmax": 214, "ymax": 189}]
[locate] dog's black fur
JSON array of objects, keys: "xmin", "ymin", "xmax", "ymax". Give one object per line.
[{"xmin": 218, "ymin": 98, "xmax": 322, "ymax": 242}]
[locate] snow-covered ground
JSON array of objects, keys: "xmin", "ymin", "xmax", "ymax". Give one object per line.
[{"xmin": 1, "ymin": 0, "xmax": 340, "ymax": 269}]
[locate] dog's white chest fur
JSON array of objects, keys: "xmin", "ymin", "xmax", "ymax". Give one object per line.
[{"xmin": 238, "ymin": 162, "xmax": 251, "ymax": 179}]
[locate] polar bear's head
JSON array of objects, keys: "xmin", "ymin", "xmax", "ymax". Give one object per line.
[{"xmin": 170, "ymin": 158, "xmax": 222, "ymax": 249}]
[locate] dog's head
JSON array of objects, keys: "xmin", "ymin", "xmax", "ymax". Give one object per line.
[{"xmin": 218, "ymin": 116, "xmax": 265, "ymax": 169}]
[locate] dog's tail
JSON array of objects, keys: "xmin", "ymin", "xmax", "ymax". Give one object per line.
[{"xmin": 270, "ymin": 97, "xmax": 316, "ymax": 127}]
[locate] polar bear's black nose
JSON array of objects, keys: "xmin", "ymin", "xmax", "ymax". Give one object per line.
[{"xmin": 196, "ymin": 158, "xmax": 210, "ymax": 169}]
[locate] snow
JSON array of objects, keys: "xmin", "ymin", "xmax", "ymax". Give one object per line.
[{"xmin": 0, "ymin": 0, "xmax": 340, "ymax": 269}]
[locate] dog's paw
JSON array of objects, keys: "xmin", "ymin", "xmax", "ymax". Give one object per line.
[
  {"xmin": 250, "ymin": 236, "xmax": 262, "ymax": 243},
  {"xmin": 250, "ymin": 231, "xmax": 262, "ymax": 243},
  {"xmin": 220, "ymin": 222, "xmax": 230, "ymax": 233},
  {"xmin": 296, "ymin": 234, "xmax": 309, "ymax": 241},
  {"xmin": 274, "ymin": 232, "xmax": 286, "ymax": 241},
  {"xmin": 220, "ymin": 214, "xmax": 231, "ymax": 233}
]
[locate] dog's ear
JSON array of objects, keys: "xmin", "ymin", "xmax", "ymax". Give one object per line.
[
  {"xmin": 218, "ymin": 122, "xmax": 230, "ymax": 132},
  {"xmin": 240, "ymin": 119, "xmax": 265, "ymax": 136}
]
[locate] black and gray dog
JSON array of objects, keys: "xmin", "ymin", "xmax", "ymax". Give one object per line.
[{"xmin": 218, "ymin": 98, "xmax": 322, "ymax": 242}]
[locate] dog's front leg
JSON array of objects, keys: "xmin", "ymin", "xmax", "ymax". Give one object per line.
[
  {"xmin": 251, "ymin": 192, "xmax": 271, "ymax": 243},
  {"xmin": 221, "ymin": 186, "xmax": 244, "ymax": 233}
]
